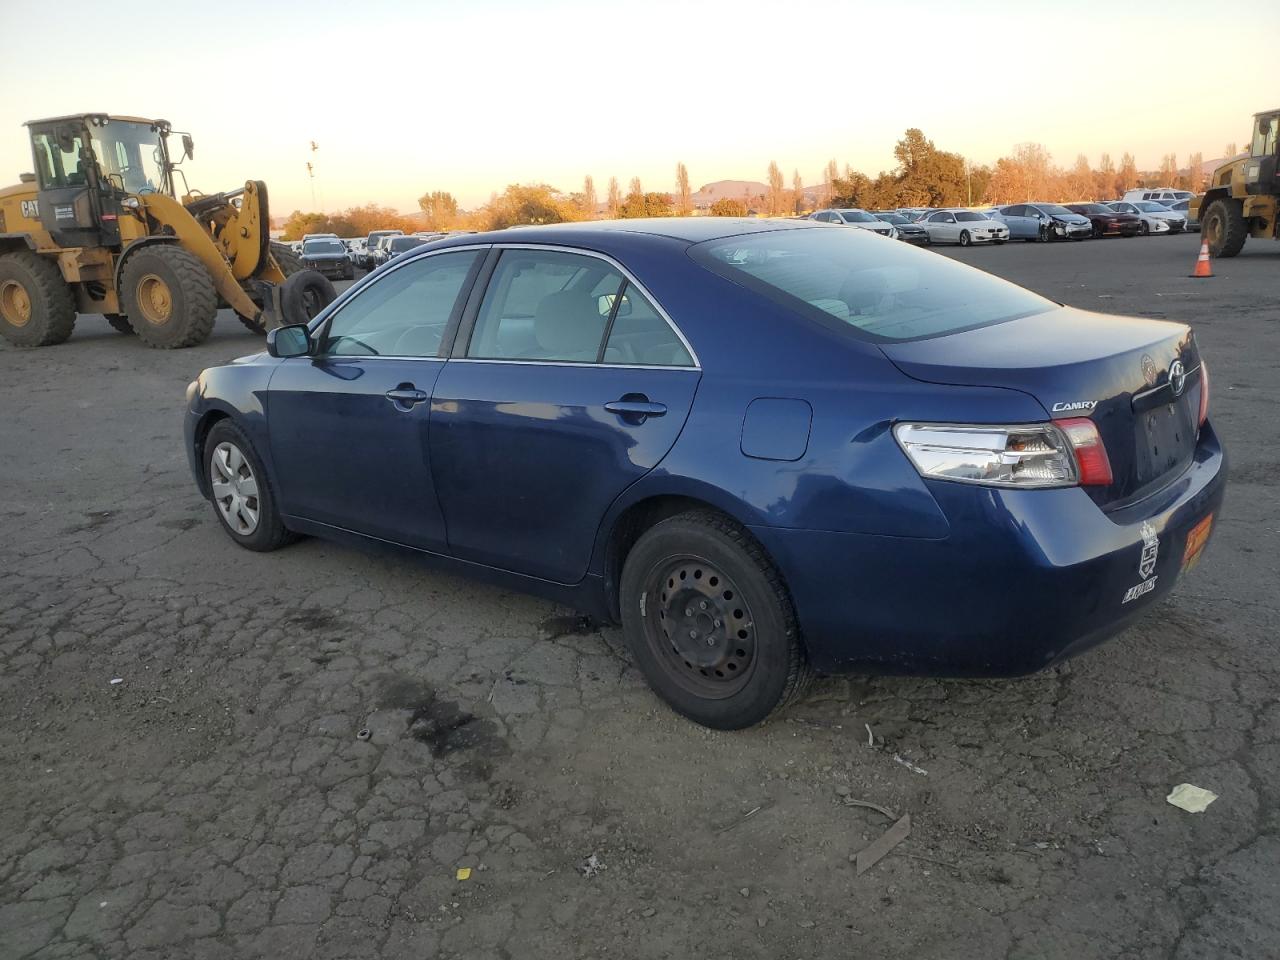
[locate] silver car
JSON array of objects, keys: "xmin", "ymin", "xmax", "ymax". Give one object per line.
[
  {"xmin": 919, "ymin": 209, "xmax": 1009, "ymax": 246},
  {"xmin": 1107, "ymin": 201, "xmax": 1185, "ymax": 235}
]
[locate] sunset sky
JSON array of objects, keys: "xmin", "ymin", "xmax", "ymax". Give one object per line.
[{"xmin": 1, "ymin": 0, "xmax": 1274, "ymax": 215}]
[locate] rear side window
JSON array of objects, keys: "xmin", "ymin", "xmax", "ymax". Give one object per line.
[
  {"xmin": 468, "ymin": 250, "xmax": 625, "ymax": 362},
  {"xmin": 691, "ymin": 227, "xmax": 1054, "ymax": 342},
  {"xmin": 604, "ymin": 284, "xmax": 694, "ymax": 367}
]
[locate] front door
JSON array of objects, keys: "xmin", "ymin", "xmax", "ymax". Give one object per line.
[
  {"xmin": 267, "ymin": 248, "xmax": 485, "ymax": 550},
  {"xmin": 430, "ymin": 247, "xmax": 701, "ymax": 584}
]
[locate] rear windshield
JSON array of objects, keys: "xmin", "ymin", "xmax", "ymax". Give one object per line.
[
  {"xmin": 388, "ymin": 237, "xmax": 424, "ymax": 251},
  {"xmin": 690, "ymin": 227, "xmax": 1054, "ymax": 342}
]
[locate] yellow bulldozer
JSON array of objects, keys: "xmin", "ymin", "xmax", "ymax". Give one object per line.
[
  {"xmin": 0, "ymin": 113, "xmax": 335, "ymax": 348},
  {"xmin": 1191, "ymin": 107, "xmax": 1279, "ymax": 258}
]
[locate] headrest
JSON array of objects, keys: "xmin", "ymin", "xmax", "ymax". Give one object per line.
[{"xmin": 534, "ymin": 291, "xmax": 605, "ymax": 357}]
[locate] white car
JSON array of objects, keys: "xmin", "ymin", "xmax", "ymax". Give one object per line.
[
  {"xmin": 1106, "ymin": 201, "xmax": 1185, "ymax": 234},
  {"xmin": 809, "ymin": 208, "xmax": 897, "ymax": 239},
  {"xmin": 1167, "ymin": 199, "xmax": 1200, "ymax": 232},
  {"xmin": 919, "ymin": 209, "xmax": 1009, "ymax": 246},
  {"xmin": 1123, "ymin": 188, "xmax": 1193, "ymax": 204}
]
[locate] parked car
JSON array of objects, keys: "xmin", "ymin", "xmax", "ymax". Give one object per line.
[
  {"xmin": 371, "ymin": 234, "xmax": 430, "ymax": 270},
  {"xmin": 919, "ymin": 209, "xmax": 1009, "ymax": 245},
  {"xmin": 897, "ymin": 207, "xmax": 935, "ymax": 221},
  {"xmin": 991, "ymin": 204, "xmax": 1093, "ymax": 241},
  {"xmin": 359, "ymin": 229, "xmax": 404, "ymax": 270},
  {"xmin": 302, "ymin": 233, "xmax": 340, "ymax": 244},
  {"xmin": 808, "ymin": 209, "xmax": 897, "ymax": 239},
  {"xmin": 1123, "ymin": 188, "xmax": 1193, "ymax": 204},
  {"xmin": 1166, "ymin": 198, "xmax": 1201, "ymax": 232},
  {"xmin": 1106, "ymin": 201, "xmax": 1185, "ymax": 234},
  {"xmin": 300, "ymin": 238, "xmax": 355, "ymax": 281},
  {"xmin": 1065, "ymin": 203, "xmax": 1143, "ymax": 238},
  {"xmin": 872, "ymin": 212, "xmax": 930, "ymax": 245},
  {"xmin": 184, "ymin": 218, "xmax": 1224, "ymax": 729}
]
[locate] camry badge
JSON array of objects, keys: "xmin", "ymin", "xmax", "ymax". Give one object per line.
[
  {"xmin": 1168, "ymin": 360, "xmax": 1186, "ymax": 397},
  {"xmin": 1051, "ymin": 400, "xmax": 1097, "ymax": 412}
]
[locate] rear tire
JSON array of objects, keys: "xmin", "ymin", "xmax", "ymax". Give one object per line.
[
  {"xmin": 0, "ymin": 251, "xmax": 76, "ymax": 347},
  {"xmin": 1202, "ymin": 198, "xmax": 1247, "ymax": 258},
  {"xmin": 120, "ymin": 245, "xmax": 217, "ymax": 349},
  {"xmin": 203, "ymin": 419, "xmax": 297, "ymax": 552},
  {"xmin": 619, "ymin": 510, "xmax": 812, "ymax": 729}
]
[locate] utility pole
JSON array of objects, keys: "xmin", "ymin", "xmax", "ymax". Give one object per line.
[
  {"xmin": 966, "ymin": 158, "xmax": 972, "ymax": 206},
  {"xmin": 308, "ymin": 140, "xmax": 321, "ymax": 212}
]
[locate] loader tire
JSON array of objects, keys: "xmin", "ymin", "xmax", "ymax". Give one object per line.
[
  {"xmin": 281, "ymin": 270, "xmax": 337, "ymax": 325},
  {"xmin": 105, "ymin": 313, "xmax": 134, "ymax": 334},
  {"xmin": 120, "ymin": 245, "xmax": 218, "ymax": 349},
  {"xmin": 1202, "ymin": 198, "xmax": 1247, "ymax": 259},
  {"xmin": 0, "ymin": 251, "xmax": 76, "ymax": 347},
  {"xmin": 240, "ymin": 242, "xmax": 305, "ymax": 334},
  {"xmin": 270, "ymin": 241, "xmax": 303, "ymax": 277}
]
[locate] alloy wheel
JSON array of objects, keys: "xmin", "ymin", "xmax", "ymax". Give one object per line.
[{"xmin": 210, "ymin": 441, "xmax": 260, "ymax": 535}]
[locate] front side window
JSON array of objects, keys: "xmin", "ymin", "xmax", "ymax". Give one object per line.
[
  {"xmin": 691, "ymin": 227, "xmax": 1054, "ymax": 343},
  {"xmin": 468, "ymin": 250, "xmax": 625, "ymax": 362},
  {"xmin": 318, "ymin": 250, "xmax": 480, "ymax": 358}
]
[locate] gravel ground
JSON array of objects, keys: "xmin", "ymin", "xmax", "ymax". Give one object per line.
[{"xmin": 1, "ymin": 234, "xmax": 1277, "ymax": 960}]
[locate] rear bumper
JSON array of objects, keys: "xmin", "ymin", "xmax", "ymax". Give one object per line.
[{"xmin": 752, "ymin": 423, "xmax": 1227, "ymax": 676}]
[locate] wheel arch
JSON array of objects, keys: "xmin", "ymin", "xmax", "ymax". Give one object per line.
[
  {"xmin": 191, "ymin": 407, "xmax": 233, "ymax": 497},
  {"xmin": 114, "ymin": 235, "xmax": 180, "ymax": 291},
  {"xmin": 594, "ymin": 485, "xmax": 783, "ymax": 623},
  {"xmin": 0, "ymin": 234, "xmax": 38, "ymax": 255}
]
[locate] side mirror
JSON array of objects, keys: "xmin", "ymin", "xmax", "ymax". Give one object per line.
[
  {"xmin": 182, "ymin": 134, "xmax": 194, "ymax": 160},
  {"xmin": 266, "ymin": 324, "xmax": 311, "ymax": 358}
]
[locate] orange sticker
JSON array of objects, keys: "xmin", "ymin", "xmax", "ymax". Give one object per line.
[{"xmin": 1181, "ymin": 514, "xmax": 1213, "ymax": 571}]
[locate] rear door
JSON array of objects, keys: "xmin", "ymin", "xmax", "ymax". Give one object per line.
[
  {"xmin": 430, "ymin": 246, "xmax": 701, "ymax": 583},
  {"xmin": 267, "ymin": 247, "xmax": 485, "ymax": 549}
]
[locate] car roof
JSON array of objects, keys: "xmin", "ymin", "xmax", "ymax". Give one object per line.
[{"xmin": 427, "ymin": 217, "xmax": 822, "ymax": 250}]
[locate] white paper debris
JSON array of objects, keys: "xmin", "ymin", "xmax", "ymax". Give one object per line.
[
  {"xmin": 109, "ymin": 678, "xmax": 123, "ymax": 685},
  {"xmin": 892, "ymin": 754, "xmax": 928, "ymax": 776},
  {"xmin": 1166, "ymin": 783, "xmax": 1217, "ymax": 813}
]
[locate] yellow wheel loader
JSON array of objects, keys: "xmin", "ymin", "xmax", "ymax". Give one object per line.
[
  {"xmin": 1190, "ymin": 107, "xmax": 1280, "ymax": 258},
  {"xmin": 0, "ymin": 113, "xmax": 335, "ymax": 348}
]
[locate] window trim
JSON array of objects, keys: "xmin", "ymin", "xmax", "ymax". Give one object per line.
[
  {"xmin": 448, "ymin": 242, "xmax": 700, "ymax": 371},
  {"xmin": 303, "ymin": 244, "xmax": 491, "ymax": 361}
]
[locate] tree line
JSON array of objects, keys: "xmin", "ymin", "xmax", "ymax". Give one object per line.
[{"xmin": 280, "ymin": 129, "xmax": 1223, "ymax": 238}]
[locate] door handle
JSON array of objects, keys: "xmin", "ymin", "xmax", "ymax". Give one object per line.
[
  {"xmin": 605, "ymin": 397, "xmax": 667, "ymax": 420},
  {"xmin": 384, "ymin": 386, "xmax": 429, "ymax": 408}
]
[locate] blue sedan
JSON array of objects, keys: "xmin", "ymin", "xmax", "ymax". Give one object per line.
[{"xmin": 184, "ymin": 219, "xmax": 1225, "ymax": 729}]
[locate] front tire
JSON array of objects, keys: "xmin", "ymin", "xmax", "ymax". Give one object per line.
[
  {"xmin": 203, "ymin": 419, "xmax": 297, "ymax": 552},
  {"xmin": 1139, "ymin": 221, "xmax": 1150, "ymax": 236},
  {"xmin": 958, "ymin": 230, "xmax": 972, "ymax": 247},
  {"xmin": 1202, "ymin": 198, "xmax": 1247, "ymax": 258},
  {"xmin": 120, "ymin": 245, "xmax": 217, "ymax": 349},
  {"xmin": 0, "ymin": 251, "xmax": 76, "ymax": 347},
  {"xmin": 619, "ymin": 510, "xmax": 811, "ymax": 729}
]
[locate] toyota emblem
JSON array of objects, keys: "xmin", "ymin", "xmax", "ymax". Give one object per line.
[
  {"xmin": 1141, "ymin": 354, "xmax": 1157, "ymax": 385},
  {"xmin": 1169, "ymin": 360, "xmax": 1186, "ymax": 397}
]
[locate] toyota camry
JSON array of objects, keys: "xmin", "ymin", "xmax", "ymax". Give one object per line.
[{"xmin": 184, "ymin": 219, "xmax": 1226, "ymax": 729}]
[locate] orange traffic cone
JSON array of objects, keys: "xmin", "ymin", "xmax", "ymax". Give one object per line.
[{"xmin": 1190, "ymin": 237, "xmax": 1213, "ymax": 278}]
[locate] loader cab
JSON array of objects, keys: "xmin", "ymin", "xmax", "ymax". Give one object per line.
[
  {"xmin": 24, "ymin": 114, "xmax": 177, "ymax": 248},
  {"xmin": 1245, "ymin": 109, "xmax": 1280, "ymax": 196}
]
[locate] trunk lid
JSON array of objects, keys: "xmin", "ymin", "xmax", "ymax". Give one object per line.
[{"xmin": 881, "ymin": 306, "xmax": 1204, "ymax": 508}]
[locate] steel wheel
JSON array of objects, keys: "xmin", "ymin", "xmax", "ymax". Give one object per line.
[
  {"xmin": 210, "ymin": 441, "xmax": 260, "ymax": 535},
  {"xmin": 645, "ymin": 556, "xmax": 757, "ymax": 699},
  {"xmin": 135, "ymin": 274, "xmax": 173, "ymax": 325},
  {"xmin": 0, "ymin": 278, "xmax": 32, "ymax": 327}
]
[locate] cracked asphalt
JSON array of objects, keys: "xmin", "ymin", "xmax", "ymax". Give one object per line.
[{"xmin": 1, "ymin": 233, "xmax": 1277, "ymax": 959}]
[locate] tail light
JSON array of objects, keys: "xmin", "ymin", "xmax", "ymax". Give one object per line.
[
  {"xmin": 1054, "ymin": 417, "xmax": 1114, "ymax": 486},
  {"xmin": 895, "ymin": 419, "xmax": 1113, "ymax": 489},
  {"xmin": 1198, "ymin": 362, "xmax": 1210, "ymax": 427}
]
